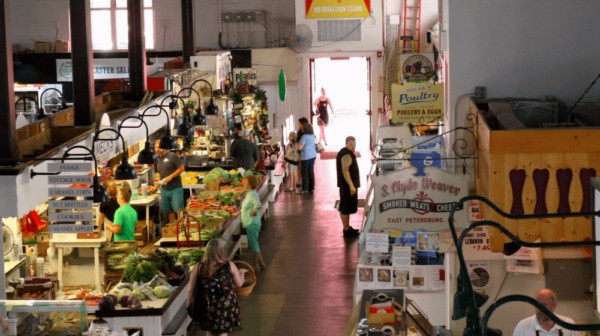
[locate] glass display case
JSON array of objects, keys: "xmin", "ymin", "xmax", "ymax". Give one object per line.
[{"xmin": 0, "ymin": 299, "xmax": 87, "ymax": 336}]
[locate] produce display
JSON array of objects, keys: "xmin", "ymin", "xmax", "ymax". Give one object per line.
[{"xmin": 51, "ymin": 168, "xmax": 266, "ymax": 318}]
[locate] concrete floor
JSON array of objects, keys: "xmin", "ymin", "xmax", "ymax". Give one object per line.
[{"xmin": 188, "ymin": 130, "xmax": 371, "ymax": 335}]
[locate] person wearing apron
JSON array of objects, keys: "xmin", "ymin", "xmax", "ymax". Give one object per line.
[{"xmin": 513, "ymin": 289, "xmax": 579, "ymax": 336}]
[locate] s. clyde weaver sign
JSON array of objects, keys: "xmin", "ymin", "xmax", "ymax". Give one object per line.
[{"xmin": 372, "ymin": 166, "xmax": 469, "ymax": 231}]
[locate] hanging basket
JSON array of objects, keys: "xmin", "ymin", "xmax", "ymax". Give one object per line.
[{"xmin": 233, "ymin": 260, "xmax": 256, "ymax": 297}]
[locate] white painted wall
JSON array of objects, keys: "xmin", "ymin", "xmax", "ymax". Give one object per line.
[
  {"xmin": 10, "ymin": 0, "xmax": 70, "ymax": 50},
  {"xmin": 444, "ymin": 0, "xmax": 600, "ymax": 129},
  {"xmin": 10, "ymin": 0, "xmax": 296, "ymax": 51}
]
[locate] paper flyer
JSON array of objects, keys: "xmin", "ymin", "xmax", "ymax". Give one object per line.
[
  {"xmin": 409, "ymin": 265, "xmax": 428, "ymax": 290},
  {"xmin": 375, "ymin": 266, "xmax": 394, "ymax": 289},
  {"xmin": 366, "ymin": 232, "xmax": 390, "ymax": 253},
  {"xmin": 391, "ymin": 245, "xmax": 412, "ymax": 267},
  {"xmin": 357, "ymin": 266, "xmax": 377, "ymax": 290},
  {"xmin": 393, "ymin": 266, "xmax": 410, "ymax": 288},
  {"xmin": 428, "ymin": 265, "xmax": 445, "ymax": 291},
  {"xmin": 416, "ymin": 231, "xmax": 440, "ymax": 252}
]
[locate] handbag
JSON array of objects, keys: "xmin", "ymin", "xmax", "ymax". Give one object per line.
[
  {"xmin": 284, "ymin": 144, "xmax": 299, "ymax": 165},
  {"xmin": 187, "ymin": 264, "xmax": 208, "ymax": 321},
  {"xmin": 314, "ymin": 136, "xmax": 325, "ymax": 153}
]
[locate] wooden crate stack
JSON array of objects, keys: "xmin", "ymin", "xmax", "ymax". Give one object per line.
[{"xmin": 103, "ymin": 241, "xmax": 137, "ymax": 290}]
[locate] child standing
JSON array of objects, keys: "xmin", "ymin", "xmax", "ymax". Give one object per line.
[
  {"xmin": 241, "ymin": 175, "xmax": 266, "ymax": 271},
  {"xmin": 284, "ymin": 131, "xmax": 299, "ymax": 192},
  {"xmin": 106, "ymin": 182, "xmax": 137, "ymax": 241}
]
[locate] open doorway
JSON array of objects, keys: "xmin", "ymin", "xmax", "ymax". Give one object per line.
[{"xmin": 310, "ymin": 57, "xmax": 371, "ymax": 154}]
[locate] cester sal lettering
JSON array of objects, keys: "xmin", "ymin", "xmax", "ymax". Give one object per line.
[{"xmin": 380, "ymin": 177, "xmax": 461, "ymax": 197}]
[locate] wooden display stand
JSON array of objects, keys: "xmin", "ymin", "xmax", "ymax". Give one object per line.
[
  {"xmin": 474, "ymin": 100, "xmax": 600, "ymax": 251},
  {"xmin": 103, "ymin": 241, "xmax": 137, "ymax": 290}
]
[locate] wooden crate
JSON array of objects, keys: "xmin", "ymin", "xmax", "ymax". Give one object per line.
[
  {"xmin": 103, "ymin": 242, "xmax": 137, "ymax": 277},
  {"xmin": 161, "ymin": 224, "xmax": 178, "ymax": 238},
  {"xmin": 474, "ymin": 101, "xmax": 600, "ymax": 251}
]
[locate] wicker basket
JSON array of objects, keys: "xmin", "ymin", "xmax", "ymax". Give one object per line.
[{"xmin": 233, "ymin": 260, "xmax": 256, "ymax": 297}]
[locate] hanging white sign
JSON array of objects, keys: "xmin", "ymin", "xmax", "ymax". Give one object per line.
[
  {"xmin": 47, "ymin": 162, "xmax": 92, "ymax": 172},
  {"xmin": 48, "ymin": 211, "xmax": 94, "ymax": 222},
  {"xmin": 49, "ymin": 224, "xmax": 94, "ymax": 233},
  {"xmin": 48, "ymin": 188, "xmax": 93, "ymax": 197},
  {"xmin": 372, "ymin": 166, "xmax": 470, "ymax": 231},
  {"xmin": 49, "ymin": 200, "xmax": 93, "ymax": 210},
  {"xmin": 47, "ymin": 175, "xmax": 93, "ymax": 185}
]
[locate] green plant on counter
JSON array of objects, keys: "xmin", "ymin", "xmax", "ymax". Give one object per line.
[{"xmin": 123, "ymin": 253, "xmax": 159, "ymax": 283}]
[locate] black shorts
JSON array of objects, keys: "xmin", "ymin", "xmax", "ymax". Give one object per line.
[{"xmin": 339, "ymin": 186, "xmax": 358, "ymax": 215}]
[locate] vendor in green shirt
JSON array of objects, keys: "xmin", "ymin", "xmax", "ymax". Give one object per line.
[{"xmin": 106, "ymin": 182, "xmax": 137, "ymax": 241}]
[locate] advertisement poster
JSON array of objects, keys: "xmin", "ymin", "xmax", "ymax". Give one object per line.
[
  {"xmin": 467, "ymin": 262, "xmax": 491, "ymax": 289},
  {"xmin": 366, "ymin": 232, "xmax": 390, "ymax": 253},
  {"xmin": 399, "ymin": 53, "xmax": 436, "ymax": 83},
  {"xmin": 232, "ymin": 68, "xmax": 258, "ymax": 89},
  {"xmin": 375, "ymin": 266, "xmax": 394, "ymax": 289},
  {"xmin": 409, "ymin": 265, "xmax": 428, "ymax": 290},
  {"xmin": 357, "ymin": 266, "xmax": 377, "ymax": 290},
  {"xmin": 391, "ymin": 82, "xmax": 444, "ymax": 124},
  {"xmin": 505, "ymin": 240, "xmax": 544, "ymax": 274},
  {"xmin": 56, "ymin": 58, "xmax": 129, "ymax": 82},
  {"xmin": 305, "ymin": 0, "xmax": 370, "ymax": 19},
  {"xmin": 372, "ymin": 166, "xmax": 470, "ymax": 232}
]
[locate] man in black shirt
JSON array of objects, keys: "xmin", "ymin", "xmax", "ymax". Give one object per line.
[
  {"xmin": 230, "ymin": 126, "xmax": 259, "ymax": 170},
  {"xmin": 336, "ymin": 136, "xmax": 360, "ymax": 237}
]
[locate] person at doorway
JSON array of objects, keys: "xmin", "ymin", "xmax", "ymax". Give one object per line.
[
  {"xmin": 230, "ymin": 125, "xmax": 259, "ymax": 170},
  {"xmin": 513, "ymin": 288, "xmax": 579, "ymax": 336},
  {"xmin": 105, "ymin": 182, "xmax": 137, "ymax": 241},
  {"xmin": 155, "ymin": 140, "xmax": 185, "ymax": 223},
  {"xmin": 297, "ymin": 122, "xmax": 317, "ymax": 194},
  {"xmin": 313, "ymin": 87, "xmax": 334, "ymax": 145},
  {"xmin": 336, "ymin": 136, "xmax": 360, "ymax": 237}
]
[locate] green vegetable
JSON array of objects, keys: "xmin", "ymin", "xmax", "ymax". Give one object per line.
[
  {"xmin": 153, "ymin": 285, "xmax": 172, "ymax": 298},
  {"xmin": 203, "ymin": 167, "xmax": 226, "ymax": 184},
  {"xmin": 108, "ymin": 253, "xmax": 126, "ymax": 260},
  {"xmin": 123, "ymin": 253, "xmax": 159, "ymax": 283},
  {"xmin": 132, "ymin": 289, "xmax": 146, "ymax": 300}
]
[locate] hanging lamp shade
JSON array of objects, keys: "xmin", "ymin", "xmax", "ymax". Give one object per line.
[
  {"xmin": 115, "ymin": 155, "xmax": 137, "ymax": 180},
  {"xmin": 192, "ymin": 110, "xmax": 206, "ymax": 126},
  {"xmin": 177, "ymin": 116, "xmax": 195, "ymax": 137},
  {"xmin": 205, "ymin": 100, "xmax": 219, "ymax": 115},
  {"xmin": 92, "ymin": 176, "xmax": 109, "ymax": 203},
  {"xmin": 138, "ymin": 141, "xmax": 158, "ymax": 165},
  {"xmin": 159, "ymin": 132, "xmax": 178, "ymax": 150},
  {"xmin": 278, "ymin": 69, "xmax": 286, "ymax": 101},
  {"xmin": 117, "ymin": 116, "xmax": 157, "ymax": 165}
]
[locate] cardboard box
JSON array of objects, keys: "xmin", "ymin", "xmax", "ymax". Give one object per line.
[
  {"xmin": 55, "ymin": 40, "xmax": 70, "ymax": 53},
  {"xmin": 34, "ymin": 41, "xmax": 52, "ymax": 53},
  {"xmin": 366, "ymin": 302, "xmax": 397, "ymax": 325}
]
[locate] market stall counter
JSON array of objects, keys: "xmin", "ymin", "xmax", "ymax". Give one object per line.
[
  {"xmin": 155, "ymin": 173, "xmax": 269, "ymax": 259},
  {"xmin": 96, "ymin": 275, "xmax": 191, "ymax": 336},
  {"xmin": 50, "ymin": 234, "xmax": 107, "ymax": 291},
  {"xmin": 184, "ymin": 155, "xmax": 235, "ymax": 172}
]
